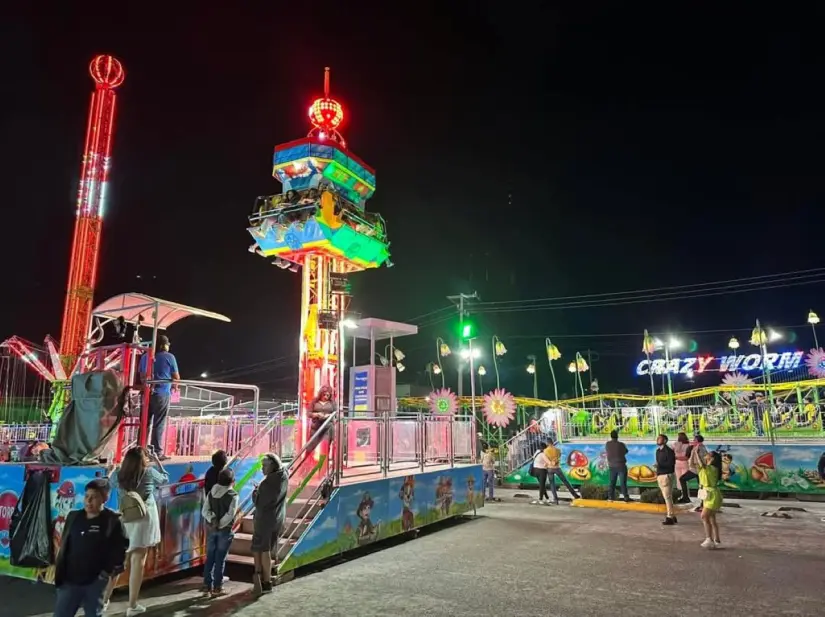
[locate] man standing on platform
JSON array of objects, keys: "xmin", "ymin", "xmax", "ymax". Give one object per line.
[{"xmin": 139, "ymin": 334, "xmax": 179, "ymax": 460}]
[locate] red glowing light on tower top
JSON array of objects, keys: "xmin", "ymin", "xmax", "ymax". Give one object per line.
[
  {"xmin": 89, "ymin": 54, "xmax": 125, "ymax": 89},
  {"xmin": 308, "ymin": 67, "xmax": 344, "ymax": 133}
]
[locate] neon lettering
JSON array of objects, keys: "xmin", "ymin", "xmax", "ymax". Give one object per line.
[
  {"xmin": 680, "ymin": 357, "xmax": 697, "ymax": 374},
  {"xmin": 696, "ymin": 356, "xmax": 714, "ymax": 373}
]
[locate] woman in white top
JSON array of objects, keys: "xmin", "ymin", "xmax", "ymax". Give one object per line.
[{"xmin": 531, "ymin": 444, "xmax": 553, "ymax": 505}]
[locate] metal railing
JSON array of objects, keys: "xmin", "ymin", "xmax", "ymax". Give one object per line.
[{"xmin": 549, "ymin": 403, "xmax": 825, "ymax": 442}]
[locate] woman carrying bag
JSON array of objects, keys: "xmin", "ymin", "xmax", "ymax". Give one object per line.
[{"xmin": 109, "ymin": 446, "xmax": 169, "ymax": 616}]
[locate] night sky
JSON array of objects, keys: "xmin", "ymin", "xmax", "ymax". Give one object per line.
[{"xmin": 3, "ymin": 4, "xmax": 825, "ymax": 399}]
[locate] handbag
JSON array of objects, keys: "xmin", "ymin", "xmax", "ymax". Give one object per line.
[{"xmin": 120, "ymin": 471, "xmax": 149, "ymax": 523}]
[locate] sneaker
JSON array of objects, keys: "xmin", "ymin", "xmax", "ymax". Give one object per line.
[
  {"xmin": 261, "ymin": 581, "xmax": 273, "ymax": 594},
  {"xmin": 211, "ymin": 588, "xmax": 228, "ymax": 597},
  {"xmin": 713, "ymin": 540, "xmax": 722, "ymax": 547},
  {"xmin": 700, "ymin": 538, "xmax": 716, "ymax": 549},
  {"xmin": 126, "ymin": 605, "xmax": 147, "ymax": 617},
  {"xmin": 692, "ymin": 505, "xmax": 703, "ymax": 513},
  {"xmin": 200, "ymin": 586, "xmax": 211, "ymax": 594},
  {"xmin": 623, "ymin": 498, "xmax": 633, "ymax": 503},
  {"xmin": 662, "ymin": 517, "xmax": 676, "ymax": 526},
  {"xmin": 531, "ymin": 500, "xmax": 541, "ymax": 505}
]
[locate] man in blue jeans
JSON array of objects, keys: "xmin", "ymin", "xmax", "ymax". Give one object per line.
[
  {"xmin": 605, "ymin": 430, "xmax": 632, "ymax": 502},
  {"xmin": 202, "ymin": 468, "xmax": 239, "ymax": 596},
  {"xmin": 139, "ymin": 334, "xmax": 180, "ymax": 459},
  {"xmin": 54, "ymin": 479, "xmax": 127, "ymax": 617}
]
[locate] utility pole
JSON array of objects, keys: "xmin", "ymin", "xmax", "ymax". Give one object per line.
[{"xmin": 447, "ymin": 291, "xmax": 479, "ymax": 396}]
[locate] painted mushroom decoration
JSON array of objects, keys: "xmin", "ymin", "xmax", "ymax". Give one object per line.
[
  {"xmin": 750, "ymin": 451, "xmax": 775, "ymax": 483},
  {"xmin": 628, "ymin": 464, "xmax": 657, "ymax": 484},
  {"xmin": 566, "ymin": 450, "xmax": 591, "ymax": 481}
]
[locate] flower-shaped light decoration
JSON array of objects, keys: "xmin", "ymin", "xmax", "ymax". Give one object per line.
[
  {"xmin": 642, "ymin": 329, "xmax": 656, "ymax": 355},
  {"xmin": 750, "ymin": 327, "xmax": 768, "ymax": 347},
  {"xmin": 483, "ymin": 388, "xmax": 516, "ymax": 428},
  {"xmin": 575, "ymin": 356, "xmax": 589, "ymax": 372},
  {"xmin": 546, "ymin": 343, "xmax": 561, "ymax": 362},
  {"xmin": 429, "ymin": 388, "xmax": 458, "ymax": 415},
  {"xmin": 494, "ymin": 340, "xmax": 507, "ymax": 356},
  {"xmin": 805, "ymin": 348, "xmax": 825, "ymax": 378},
  {"xmin": 439, "ymin": 343, "xmax": 451, "ymax": 357},
  {"xmin": 721, "ymin": 371, "xmax": 756, "ymax": 404}
]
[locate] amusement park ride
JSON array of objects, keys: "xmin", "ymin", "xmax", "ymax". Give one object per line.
[
  {"xmin": 1, "ymin": 55, "xmax": 126, "ymax": 417},
  {"xmin": 246, "ymin": 67, "xmax": 391, "ymax": 451},
  {"xmin": 0, "ymin": 58, "xmax": 482, "ymax": 587}
]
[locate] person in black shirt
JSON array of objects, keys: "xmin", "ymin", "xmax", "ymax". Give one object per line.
[
  {"xmin": 54, "ymin": 479, "xmax": 127, "ymax": 617},
  {"xmin": 655, "ymin": 434, "xmax": 678, "ymax": 525},
  {"xmin": 204, "ymin": 450, "xmax": 228, "ymax": 496}
]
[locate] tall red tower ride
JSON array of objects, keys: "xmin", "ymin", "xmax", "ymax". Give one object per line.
[{"xmin": 59, "ymin": 55, "xmax": 125, "ymax": 369}]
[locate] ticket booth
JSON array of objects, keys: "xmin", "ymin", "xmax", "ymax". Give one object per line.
[{"xmin": 345, "ymin": 318, "xmax": 417, "ymax": 466}]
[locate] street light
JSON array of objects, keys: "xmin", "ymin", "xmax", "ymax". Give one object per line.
[
  {"xmin": 526, "ymin": 354, "xmax": 537, "ymax": 400},
  {"xmin": 751, "ymin": 319, "xmax": 779, "ymax": 426},
  {"xmin": 200, "ymin": 372, "xmax": 208, "ymax": 379},
  {"xmin": 728, "ymin": 336, "xmax": 740, "ymax": 362},
  {"xmin": 477, "ymin": 365, "xmax": 486, "ymax": 392},
  {"xmin": 809, "ymin": 310, "xmax": 820, "ymax": 348},
  {"xmin": 656, "ymin": 336, "xmax": 681, "ymax": 409},
  {"xmin": 460, "ymin": 347, "xmax": 481, "ymax": 360}
]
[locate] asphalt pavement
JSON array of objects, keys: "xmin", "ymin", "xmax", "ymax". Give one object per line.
[{"xmin": 5, "ymin": 490, "xmax": 825, "ymax": 617}]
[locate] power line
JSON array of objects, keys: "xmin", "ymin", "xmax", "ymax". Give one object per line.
[
  {"xmin": 403, "ymin": 305, "xmax": 455, "ymax": 323},
  {"xmin": 501, "ymin": 324, "xmax": 804, "ymax": 340},
  {"xmin": 470, "ymin": 276, "xmax": 825, "ymax": 314},
  {"xmin": 474, "ymin": 266, "xmax": 825, "ymax": 306}
]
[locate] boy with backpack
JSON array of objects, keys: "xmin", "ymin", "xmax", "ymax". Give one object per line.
[{"xmin": 202, "ymin": 468, "xmax": 239, "ymax": 597}]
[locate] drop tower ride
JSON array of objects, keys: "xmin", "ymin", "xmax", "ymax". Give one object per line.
[
  {"xmin": 59, "ymin": 55, "xmax": 125, "ymax": 370},
  {"xmin": 247, "ymin": 68, "xmax": 390, "ymax": 450}
]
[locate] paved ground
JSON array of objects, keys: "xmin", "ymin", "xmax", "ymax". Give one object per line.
[{"xmin": 6, "ymin": 491, "xmax": 825, "ymax": 617}]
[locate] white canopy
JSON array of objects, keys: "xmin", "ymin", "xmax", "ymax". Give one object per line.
[
  {"xmin": 91, "ymin": 293, "xmax": 231, "ymax": 330},
  {"xmin": 350, "ymin": 317, "xmax": 418, "ymax": 341}
]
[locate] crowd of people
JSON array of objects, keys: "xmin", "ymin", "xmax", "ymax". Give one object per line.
[
  {"xmin": 52, "ymin": 446, "xmax": 288, "ymax": 617},
  {"xmin": 521, "ymin": 430, "xmax": 724, "ymax": 550}
]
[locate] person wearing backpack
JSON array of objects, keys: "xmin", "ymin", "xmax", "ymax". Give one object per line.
[
  {"xmin": 53, "ymin": 479, "xmax": 127, "ymax": 617},
  {"xmin": 201, "ymin": 468, "xmax": 238, "ymax": 597},
  {"xmin": 110, "ymin": 446, "xmax": 169, "ymax": 616}
]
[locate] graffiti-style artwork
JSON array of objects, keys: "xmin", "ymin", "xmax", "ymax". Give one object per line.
[{"xmin": 506, "ymin": 443, "xmax": 825, "ymax": 494}]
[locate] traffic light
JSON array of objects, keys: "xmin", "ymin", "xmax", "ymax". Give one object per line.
[{"xmin": 460, "ymin": 320, "xmax": 476, "ymax": 340}]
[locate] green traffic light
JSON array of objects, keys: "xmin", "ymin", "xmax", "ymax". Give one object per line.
[{"xmin": 460, "ymin": 322, "xmax": 476, "ymax": 339}]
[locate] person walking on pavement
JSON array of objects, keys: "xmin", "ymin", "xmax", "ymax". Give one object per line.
[
  {"xmin": 481, "ymin": 447, "xmax": 496, "ymax": 501},
  {"xmin": 679, "ymin": 434, "xmax": 708, "ymax": 504},
  {"xmin": 545, "ymin": 440, "xmax": 581, "ymax": 504},
  {"xmin": 673, "ymin": 432, "xmax": 692, "ymax": 503},
  {"xmin": 656, "ymin": 434, "xmax": 677, "ymax": 525},
  {"xmin": 138, "ymin": 334, "xmax": 179, "ymax": 459},
  {"xmin": 531, "ymin": 443, "xmax": 553, "ymax": 505},
  {"xmin": 605, "ymin": 430, "xmax": 631, "ymax": 502}
]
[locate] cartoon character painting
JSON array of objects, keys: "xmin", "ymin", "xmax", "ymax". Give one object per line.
[
  {"xmin": 465, "ymin": 476, "xmax": 476, "ymax": 516},
  {"xmin": 399, "ymin": 477, "xmax": 415, "ymax": 532},
  {"xmin": 53, "ymin": 481, "xmax": 77, "ymax": 550},
  {"xmin": 356, "ymin": 493, "xmax": 378, "ymax": 545},
  {"xmin": 435, "ymin": 477, "xmax": 453, "ymax": 516}
]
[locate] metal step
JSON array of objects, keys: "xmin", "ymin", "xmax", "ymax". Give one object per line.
[
  {"xmin": 240, "ymin": 514, "xmax": 311, "ymax": 538},
  {"xmin": 229, "ymin": 532, "xmax": 296, "ymax": 559}
]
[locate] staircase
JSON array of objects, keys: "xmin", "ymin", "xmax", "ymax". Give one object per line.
[{"xmin": 225, "ymin": 414, "xmax": 335, "ymax": 573}]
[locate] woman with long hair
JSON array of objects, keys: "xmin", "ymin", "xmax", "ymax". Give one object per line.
[
  {"xmin": 673, "ymin": 432, "xmax": 692, "ymax": 503},
  {"xmin": 109, "ymin": 446, "xmax": 168, "ymax": 616},
  {"xmin": 251, "ymin": 453, "xmax": 288, "ymax": 596},
  {"xmin": 690, "ymin": 447, "xmax": 723, "ymax": 548}
]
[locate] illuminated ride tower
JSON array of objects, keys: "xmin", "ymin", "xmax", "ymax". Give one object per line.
[
  {"xmin": 0, "ymin": 55, "xmax": 124, "ymax": 415},
  {"xmin": 60, "ymin": 55, "xmax": 125, "ymax": 371},
  {"xmin": 247, "ymin": 67, "xmax": 390, "ymax": 452}
]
